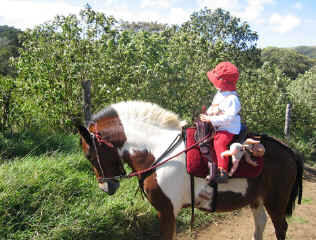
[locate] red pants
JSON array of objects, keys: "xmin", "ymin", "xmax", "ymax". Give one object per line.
[{"xmin": 212, "ymin": 131, "xmax": 234, "ymax": 171}]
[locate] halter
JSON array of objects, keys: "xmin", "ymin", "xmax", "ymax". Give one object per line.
[{"xmin": 92, "ymin": 130, "xmax": 214, "ymax": 182}]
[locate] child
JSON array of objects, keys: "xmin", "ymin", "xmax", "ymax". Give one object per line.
[{"xmin": 200, "ymin": 61, "xmax": 241, "ymax": 183}]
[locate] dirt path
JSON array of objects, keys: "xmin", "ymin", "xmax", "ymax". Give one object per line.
[{"xmin": 177, "ymin": 166, "xmax": 316, "ymax": 240}]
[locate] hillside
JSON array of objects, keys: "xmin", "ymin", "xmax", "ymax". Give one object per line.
[{"xmin": 293, "ymin": 46, "xmax": 316, "ymax": 59}]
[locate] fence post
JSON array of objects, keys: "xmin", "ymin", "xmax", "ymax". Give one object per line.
[
  {"xmin": 82, "ymin": 80, "xmax": 91, "ymax": 126},
  {"xmin": 284, "ymin": 103, "xmax": 291, "ymax": 140}
]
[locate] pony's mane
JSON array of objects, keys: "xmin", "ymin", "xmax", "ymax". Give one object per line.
[{"xmin": 111, "ymin": 101, "xmax": 186, "ymax": 130}]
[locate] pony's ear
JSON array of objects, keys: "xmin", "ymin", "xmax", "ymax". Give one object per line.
[{"xmin": 77, "ymin": 125, "xmax": 93, "ymax": 146}]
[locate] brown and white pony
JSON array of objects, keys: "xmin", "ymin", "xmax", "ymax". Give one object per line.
[{"xmin": 77, "ymin": 100, "xmax": 303, "ymax": 240}]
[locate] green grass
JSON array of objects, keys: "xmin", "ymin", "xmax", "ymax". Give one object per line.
[
  {"xmin": 0, "ymin": 129, "xmax": 78, "ymax": 161},
  {"xmin": 301, "ymin": 197, "xmax": 313, "ymax": 204},
  {"xmin": 287, "ymin": 216, "xmax": 309, "ymax": 224},
  {"xmin": 0, "ymin": 150, "xmax": 216, "ymax": 240}
]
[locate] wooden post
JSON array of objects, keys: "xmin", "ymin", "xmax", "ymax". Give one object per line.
[
  {"xmin": 82, "ymin": 80, "xmax": 91, "ymax": 126},
  {"xmin": 284, "ymin": 103, "xmax": 291, "ymax": 140}
]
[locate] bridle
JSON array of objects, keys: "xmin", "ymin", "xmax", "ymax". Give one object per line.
[
  {"xmin": 91, "ymin": 130, "xmax": 214, "ymax": 183},
  {"xmin": 91, "ymin": 132, "xmax": 126, "ymax": 183}
]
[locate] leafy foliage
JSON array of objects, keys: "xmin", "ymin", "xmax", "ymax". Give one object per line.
[
  {"xmin": 181, "ymin": 8, "xmax": 261, "ymax": 69},
  {"xmin": 286, "ymin": 69, "xmax": 316, "ymax": 156},
  {"xmin": 14, "ymin": 8, "xmax": 118, "ymax": 130},
  {"xmin": 0, "ymin": 76, "xmax": 23, "ymax": 132},
  {"xmin": 0, "ymin": 25, "xmax": 23, "ymax": 76},
  {"xmin": 12, "ymin": 7, "xmax": 262, "ymax": 130},
  {"xmin": 119, "ymin": 20, "xmax": 168, "ymax": 32},
  {"xmin": 3, "ymin": 6, "xmax": 313, "ymax": 160},
  {"xmin": 238, "ymin": 63, "xmax": 291, "ymax": 135}
]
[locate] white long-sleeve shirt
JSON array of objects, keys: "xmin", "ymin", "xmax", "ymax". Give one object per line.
[{"xmin": 206, "ymin": 91, "xmax": 241, "ymax": 134}]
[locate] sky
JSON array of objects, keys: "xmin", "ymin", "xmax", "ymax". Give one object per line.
[{"xmin": 0, "ymin": 0, "xmax": 315, "ymax": 48}]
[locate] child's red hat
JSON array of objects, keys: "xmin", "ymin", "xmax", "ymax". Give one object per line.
[{"xmin": 207, "ymin": 62, "xmax": 239, "ymax": 91}]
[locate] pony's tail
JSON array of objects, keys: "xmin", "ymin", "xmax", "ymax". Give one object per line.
[{"xmin": 286, "ymin": 151, "xmax": 304, "ymax": 216}]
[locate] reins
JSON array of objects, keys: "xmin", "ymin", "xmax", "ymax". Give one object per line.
[{"xmin": 95, "ymin": 131, "xmax": 213, "ymax": 182}]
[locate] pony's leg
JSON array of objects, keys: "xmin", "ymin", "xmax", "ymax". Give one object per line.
[
  {"xmin": 250, "ymin": 201, "xmax": 267, "ymax": 240},
  {"xmin": 157, "ymin": 210, "xmax": 176, "ymax": 240},
  {"xmin": 143, "ymin": 173, "xmax": 177, "ymax": 240},
  {"xmin": 264, "ymin": 204, "xmax": 288, "ymax": 240}
]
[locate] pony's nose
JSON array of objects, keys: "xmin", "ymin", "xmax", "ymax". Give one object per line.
[{"xmin": 99, "ymin": 180, "xmax": 120, "ymax": 195}]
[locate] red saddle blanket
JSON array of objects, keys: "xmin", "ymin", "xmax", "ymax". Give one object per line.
[{"xmin": 186, "ymin": 127, "xmax": 264, "ymax": 179}]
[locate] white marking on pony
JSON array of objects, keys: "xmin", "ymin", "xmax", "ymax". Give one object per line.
[
  {"xmin": 196, "ymin": 184, "xmax": 215, "ymax": 210},
  {"xmin": 154, "ymin": 144, "xmax": 189, "ymax": 217},
  {"xmin": 218, "ymin": 178, "xmax": 248, "ymax": 195},
  {"xmin": 113, "ymin": 101, "xmax": 184, "ymax": 159},
  {"xmin": 194, "ymin": 179, "xmax": 249, "ymax": 211},
  {"xmin": 98, "ymin": 182, "xmax": 108, "ymax": 192},
  {"xmin": 112, "ymin": 101, "xmax": 185, "ymax": 130},
  {"xmin": 251, "ymin": 199, "xmax": 267, "ymax": 240},
  {"xmin": 112, "ymin": 101, "xmax": 189, "ymax": 217}
]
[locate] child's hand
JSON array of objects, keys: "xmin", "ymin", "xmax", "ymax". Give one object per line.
[{"xmin": 200, "ymin": 114, "xmax": 211, "ymax": 122}]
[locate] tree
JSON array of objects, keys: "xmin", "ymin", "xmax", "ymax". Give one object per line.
[
  {"xmin": 287, "ymin": 70, "xmax": 315, "ymax": 138},
  {"xmin": 119, "ymin": 21, "xmax": 168, "ymax": 33},
  {"xmin": 0, "ymin": 25, "xmax": 23, "ymax": 76},
  {"xmin": 14, "ymin": 8, "xmax": 118, "ymax": 130},
  {"xmin": 238, "ymin": 63, "xmax": 291, "ymax": 135},
  {"xmin": 0, "ymin": 76, "xmax": 24, "ymax": 133},
  {"xmin": 181, "ymin": 8, "xmax": 261, "ymax": 69}
]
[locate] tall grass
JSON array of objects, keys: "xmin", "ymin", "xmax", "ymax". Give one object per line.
[
  {"xmin": 0, "ymin": 150, "xmax": 217, "ymax": 240},
  {"xmin": 0, "ymin": 129, "xmax": 78, "ymax": 161}
]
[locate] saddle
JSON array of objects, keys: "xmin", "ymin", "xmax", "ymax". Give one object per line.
[
  {"xmin": 186, "ymin": 123, "xmax": 264, "ymax": 179},
  {"xmin": 194, "ymin": 119, "xmax": 248, "ymax": 158},
  {"xmin": 194, "ymin": 119, "xmax": 213, "ymax": 161}
]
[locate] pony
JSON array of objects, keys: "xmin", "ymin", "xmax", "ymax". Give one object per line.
[{"xmin": 77, "ymin": 100, "xmax": 303, "ymax": 240}]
